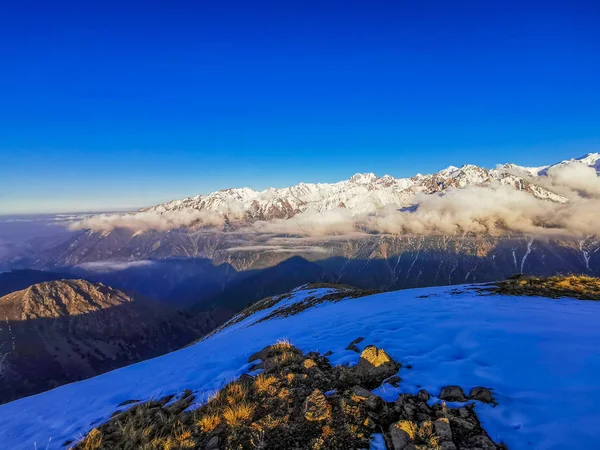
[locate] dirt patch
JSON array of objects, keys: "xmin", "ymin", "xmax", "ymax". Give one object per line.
[
  {"xmin": 255, "ymin": 286, "xmax": 380, "ymax": 324},
  {"xmin": 481, "ymin": 275, "xmax": 600, "ymax": 300},
  {"xmin": 74, "ymin": 343, "xmax": 504, "ymax": 450}
]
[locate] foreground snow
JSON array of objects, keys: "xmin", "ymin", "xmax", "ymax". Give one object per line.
[{"xmin": 1, "ymin": 284, "xmax": 600, "ymax": 449}]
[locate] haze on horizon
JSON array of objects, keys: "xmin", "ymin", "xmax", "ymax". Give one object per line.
[{"xmin": 1, "ymin": 1, "xmax": 599, "ymax": 215}]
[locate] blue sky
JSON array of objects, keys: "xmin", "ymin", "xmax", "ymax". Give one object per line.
[{"xmin": 1, "ymin": 1, "xmax": 599, "ymax": 214}]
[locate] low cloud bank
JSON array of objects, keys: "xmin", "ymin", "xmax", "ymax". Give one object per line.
[
  {"xmin": 69, "ymin": 162, "xmax": 600, "ymax": 238},
  {"xmin": 70, "ymin": 209, "xmax": 226, "ymax": 232},
  {"xmin": 77, "ymin": 260, "xmax": 156, "ymax": 273}
]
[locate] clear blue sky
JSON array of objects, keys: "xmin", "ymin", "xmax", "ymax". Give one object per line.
[{"xmin": 1, "ymin": 1, "xmax": 599, "ymax": 214}]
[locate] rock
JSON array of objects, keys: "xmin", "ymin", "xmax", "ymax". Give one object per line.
[
  {"xmin": 302, "ymin": 358, "xmax": 317, "ymax": 369},
  {"xmin": 237, "ymin": 374, "xmax": 254, "ymax": 385},
  {"xmin": 304, "ymin": 389, "xmax": 331, "ymax": 421},
  {"xmin": 205, "ymin": 435, "xmax": 220, "ymax": 450},
  {"xmin": 351, "ymin": 385, "xmax": 383, "ymax": 410},
  {"xmin": 465, "ymin": 434, "xmax": 497, "ymax": 450},
  {"xmin": 469, "ymin": 386, "xmax": 496, "ymax": 404},
  {"xmin": 434, "ymin": 418, "xmax": 453, "ymax": 441},
  {"xmin": 356, "ymin": 346, "xmax": 400, "ymax": 387},
  {"xmin": 440, "ymin": 442, "xmax": 457, "ymax": 450},
  {"xmin": 416, "ymin": 389, "xmax": 430, "ymax": 402},
  {"xmin": 324, "ymin": 350, "xmax": 333, "ymax": 356},
  {"xmin": 439, "ymin": 385, "xmax": 468, "ymax": 402},
  {"xmin": 248, "ymin": 347, "xmax": 272, "ymax": 363},
  {"xmin": 346, "ymin": 337, "xmax": 364, "ymax": 353},
  {"xmin": 389, "ymin": 424, "xmax": 416, "ymax": 450}
]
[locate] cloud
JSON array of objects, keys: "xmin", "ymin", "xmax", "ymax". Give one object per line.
[
  {"xmin": 69, "ymin": 209, "xmax": 226, "ymax": 232},
  {"xmin": 68, "ymin": 162, "xmax": 600, "ymax": 238},
  {"xmin": 225, "ymin": 244, "xmax": 329, "ymax": 253},
  {"xmin": 246, "ymin": 208, "xmax": 358, "ymax": 236},
  {"xmin": 546, "ymin": 162, "xmax": 600, "ymax": 198},
  {"xmin": 77, "ymin": 260, "xmax": 156, "ymax": 272}
]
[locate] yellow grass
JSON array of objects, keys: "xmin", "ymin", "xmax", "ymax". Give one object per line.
[
  {"xmin": 222, "ymin": 402, "xmax": 255, "ymax": 427},
  {"xmin": 80, "ymin": 428, "xmax": 103, "ymax": 450},
  {"xmin": 226, "ymin": 382, "xmax": 247, "ymax": 405},
  {"xmin": 197, "ymin": 413, "xmax": 221, "ymax": 433},
  {"xmin": 254, "ymin": 373, "xmax": 277, "ymax": 393}
]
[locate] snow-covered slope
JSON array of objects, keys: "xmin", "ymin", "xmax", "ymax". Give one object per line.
[
  {"xmin": 1, "ymin": 284, "xmax": 600, "ymax": 449},
  {"xmin": 139, "ymin": 153, "xmax": 600, "ymax": 222}
]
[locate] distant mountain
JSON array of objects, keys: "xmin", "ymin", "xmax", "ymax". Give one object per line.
[
  {"xmin": 10, "ymin": 153, "xmax": 600, "ymax": 313},
  {"xmin": 0, "ymin": 279, "xmax": 218, "ymax": 404},
  {"xmin": 143, "ymin": 154, "xmax": 600, "ymax": 221}
]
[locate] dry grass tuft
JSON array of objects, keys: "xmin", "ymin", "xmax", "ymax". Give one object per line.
[
  {"xmin": 80, "ymin": 428, "xmax": 103, "ymax": 450},
  {"xmin": 273, "ymin": 338, "xmax": 293, "ymax": 350},
  {"xmin": 197, "ymin": 413, "xmax": 220, "ymax": 433},
  {"xmin": 226, "ymin": 382, "xmax": 247, "ymax": 405},
  {"xmin": 255, "ymin": 373, "xmax": 278, "ymax": 394},
  {"xmin": 223, "ymin": 402, "xmax": 255, "ymax": 427}
]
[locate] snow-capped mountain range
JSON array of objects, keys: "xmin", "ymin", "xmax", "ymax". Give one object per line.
[{"xmin": 142, "ymin": 153, "xmax": 600, "ymax": 223}]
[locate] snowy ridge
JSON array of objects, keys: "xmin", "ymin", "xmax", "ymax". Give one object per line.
[
  {"xmin": 1, "ymin": 284, "xmax": 600, "ymax": 449},
  {"xmin": 141, "ymin": 153, "xmax": 600, "ymax": 223}
]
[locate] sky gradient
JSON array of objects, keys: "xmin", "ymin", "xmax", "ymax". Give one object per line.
[{"xmin": 1, "ymin": 1, "xmax": 599, "ymax": 214}]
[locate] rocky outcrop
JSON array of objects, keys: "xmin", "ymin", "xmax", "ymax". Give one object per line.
[{"xmin": 76, "ymin": 342, "xmax": 504, "ymax": 450}]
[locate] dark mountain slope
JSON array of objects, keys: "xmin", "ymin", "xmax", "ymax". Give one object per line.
[{"xmin": 0, "ymin": 279, "xmax": 218, "ymax": 404}]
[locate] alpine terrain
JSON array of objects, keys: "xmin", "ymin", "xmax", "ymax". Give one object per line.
[{"xmin": 0, "ymin": 277, "xmax": 598, "ymax": 449}]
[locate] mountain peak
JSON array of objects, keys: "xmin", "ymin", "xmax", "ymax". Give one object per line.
[{"xmin": 349, "ymin": 172, "xmax": 378, "ymax": 184}]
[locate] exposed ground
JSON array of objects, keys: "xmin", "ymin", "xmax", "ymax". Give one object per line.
[
  {"xmin": 485, "ymin": 274, "xmax": 600, "ymax": 300},
  {"xmin": 75, "ymin": 341, "xmax": 503, "ymax": 450}
]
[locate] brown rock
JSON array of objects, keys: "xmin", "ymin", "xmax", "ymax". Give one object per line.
[
  {"xmin": 416, "ymin": 389, "xmax": 430, "ymax": 402},
  {"xmin": 469, "ymin": 386, "xmax": 496, "ymax": 404},
  {"xmin": 346, "ymin": 336, "xmax": 365, "ymax": 353},
  {"xmin": 304, "ymin": 389, "xmax": 331, "ymax": 421},
  {"xmin": 302, "ymin": 358, "xmax": 317, "ymax": 369},
  {"xmin": 351, "ymin": 385, "xmax": 383, "ymax": 410},
  {"xmin": 356, "ymin": 346, "xmax": 400, "ymax": 387},
  {"xmin": 434, "ymin": 418, "xmax": 453, "ymax": 441},
  {"xmin": 389, "ymin": 424, "xmax": 415, "ymax": 450},
  {"xmin": 439, "ymin": 385, "xmax": 468, "ymax": 402}
]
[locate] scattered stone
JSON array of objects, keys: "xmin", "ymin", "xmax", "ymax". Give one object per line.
[
  {"xmin": 416, "ymin": 389, "xmax": 430, "ymax": 402},
  {"xmin": 324, "ymin": 350, "xmax": 333, "ymax": 356},
  {"xmin": 469, "ymin": 386, "xmax": 496, "ymax": 404},
  {"xmin": 389, "ymin": 424, "xmax": 414, "ymax": 450},
  {"xmin": 304, "ymin": 389, "xmax": 331, "ymax": 421},
  {"xmin": 346, "ymin": 336, "xmax": 365, "ymax": 353},
  {"xmin": 75, "ymin": 342, "xmax": 504, "ymax": 450},
  {"xmin": 439, "ymin": 385, "xmax": 468, "ymax": 402},
  {"xmin": 434, "ymin": 417, "xmax": 453, "ymax": 441},
  {"xmin": 356, "ymin": 345, "xmax": 400, "ymax": 388},
  {"xmin": 351, "ymin": 385, "xmax": 383, "ymax": 410},
  {"xmin": 248, "ymin": 346, "xmax": 271, "ymax": 363},
  {"xmin": 205, "ymin": 435, "xmax": 220, "ymax": 450},
  {"xmin": 303, "ymin": 358, "xmax": 317, "ymax": 369}
]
